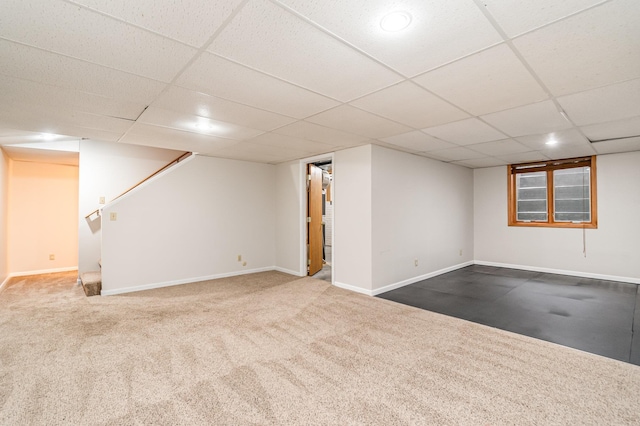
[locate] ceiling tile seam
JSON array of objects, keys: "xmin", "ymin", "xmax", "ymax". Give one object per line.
[
  {"xmin": 266, "ymin": 121, "xmax": 366, "ymax": 144},
  {"xmin": 2, "ymin": 96, "xmax": 140, "ymax": 127},
  {"xmin": 0, "ymin": 70, "xmax": 148, "ymax": 118},
  {"xmin": 62, "ymin": 0, "xmax": 216, "ymax": 50},
  {"xmin": 204, "ymin": 51, "xmax": 351, "ymax": 107},
  {"xmin": 470, "ymin": 0, "xmax": 599, "ymax": 147},
  {"xmin": 0, "ymin": 36, "xmax": 174, "ymax": 88},
  {"xmin": 299, "ymin": 103, "xmax": 417, "ymax": 138},
  {"xmin": 268, "ymin": 0, "xmax": 411, "ymax": 81},
  {"xmin": 116, "ymin": 0, "xmax": 253, "ymax": 145},
  {"xmin": 344, "ymin": 79, "xmax": 477, "ymax": 122},
  {"xmin": 469, "ymin": 0, "xmax": 597, "ymax": 146},
  {"xmin": 136, "ymin": 121, "xmax": 267, "ymax": 143}
]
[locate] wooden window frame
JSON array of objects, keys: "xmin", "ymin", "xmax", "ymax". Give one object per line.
[{"xmin": 507, "ymin": 156, "xmax": 597, "ymax": 229}]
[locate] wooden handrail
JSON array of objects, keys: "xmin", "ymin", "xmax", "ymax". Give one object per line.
[{"xmin": 84, "ymin": 151, "xmax": 192, "ymax": 219}]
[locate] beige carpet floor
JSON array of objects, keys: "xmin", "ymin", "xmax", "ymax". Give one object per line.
[{"xmin": 1, "ymin": 271, "xmax": 639, "ymax": 425}]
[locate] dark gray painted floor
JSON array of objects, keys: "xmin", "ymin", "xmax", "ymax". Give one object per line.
[{"xmin": 377, "ymin": 265, "xmax": 639, "ymax": 365}]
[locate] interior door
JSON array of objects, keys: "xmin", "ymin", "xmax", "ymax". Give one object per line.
[{"xmin": 307, "ymin": 164, "xmax": 323, "ymax": 276}]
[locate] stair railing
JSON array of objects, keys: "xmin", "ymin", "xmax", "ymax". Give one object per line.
[{"xmin": 84, "ymin": 151, "xmax": 192, "ymax": 220}]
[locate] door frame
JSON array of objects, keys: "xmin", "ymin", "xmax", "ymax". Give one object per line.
[{"xmin": 299, "ymin": 153, "xmax": 334, "ymax": 283}]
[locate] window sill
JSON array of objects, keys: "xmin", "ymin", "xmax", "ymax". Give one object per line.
[{"xmin": 508, "ymin": 221, "xmax": 597, "ymax": 229}]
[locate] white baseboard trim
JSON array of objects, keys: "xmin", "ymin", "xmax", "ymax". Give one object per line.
[
  {"xmin": 370, "ymin": 261, "xmax": 475, "ymax": 296},
  {"xmin": 101, "ymin": 266, "xmax": 276, "ymax": 296},
  {"xmin": 0, "ymin": 275, "xmax": 11, "ymax": 292},
  {"xmin": 9, "ymin": 267, "xmax": 78, "ymax": 278},
  {"xmin": 474, "ymin": 261, "xmax": 640, "ymax": 285},
  {"xmin": 333, "ymin": 281, "xmax": 374, "ymax": 296},
  {"xmin": 273, "ymin": 266, "xmax": 305, "ymax": 277}
]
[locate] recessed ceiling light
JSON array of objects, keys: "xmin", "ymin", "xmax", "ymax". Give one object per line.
[
  {"xmin": 380, "ymin": 11, "xmax": 412, "ymax": 32},
  {"xmin": 546, "ymin": 139, "xmax": 558, "ymax": 146},
  {"xmin": 40, "ymin": 133, "xmax": 56, "ymax": 141}
]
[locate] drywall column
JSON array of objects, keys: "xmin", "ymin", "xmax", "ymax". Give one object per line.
[
  {"xmin": 78, "ymin": 140, "xmax": 181, "ymax": 274},
  {"xmin": 8, "ymin": 161, "xmax": 79, "ymax": 274},
  {"xmin": 0, "ymin": 150, "xmax": 9, "ymax": 286},
  {"xmin": 371, "ymin": 145, "xmax": 474, "ymax": 292},
  {"xmin": 333, "ymin": 145, "xmax": 373, "ymax": 293},
  {"xmin": 474, "ymin": 151, "xmax": 640, "ymax": 282},
  {"xmin": 275, "ymin": 160, "xmax": 304, "ymax": 276},
  {"xmin": 101, "ymin": 155, "xmax": 276, "ymax": 294}
]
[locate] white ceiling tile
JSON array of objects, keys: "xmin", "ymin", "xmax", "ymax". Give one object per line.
[
  {"xmin": 381, "ymin": 131, "xmax": 455, "ymax": 152},
  {"xmin": 271, "ymin": 122, "xmax": 367, "ymax": 147},
  {"xmin": 350, "ymin": 81, "xmax": 468, "ymax": 128},
  {"xmin": 0, "ymin": 40, "xmax": 167, "ymax": 104},
  {"xmin": 425, "ymin": 146, "xmax": 487, "ymax": 162},
  {"xmin": 0, "ymin": 114, "xmax": 123, "ymax": 143},
  {"xmin": 481, "ymin": 0, "xmax": 608, "ymax": 37},
  {"xmin": 209, "ymin": 0, "xmax": 402, "ymax": 101},
  {"xmin": 452, "ymin": 157, "xmax": 508, "ymax": 168},
  {"xmin": 414, "ymin": 44, "xmax": 548, "ymax": 116},
  {"xmin": 177, "ymin": 52, "xmax": 339, "ymax": 119},
  {"xmin": 70, "ymin": 0, "xmax": 244, "ymax": 47},
  {"xmin": 0, "ymin": 0, "xmax": 197, "ymax": 82},
  {"xmin": 466, "ymin": 139, "xmax": 531, "ymax": 156},
  {"xmin": 591, "ymin": 136, "xmax": 640, "ymax": 155},
  {"xmin": 212, "ymin": 141, "xmax": 306, "ymax": 163},
  {"xmin": 121, "ymin": 123, "xmax": 237, "ymax": 155},
  {"xmin": 0, "ymin": 101, "xmax": 133, "ymax": 135},
  {"xmin": 557, "ymin": 78, "xmax": 640, "ymax": 126},
  {"xmin": 541, "ymin": 144, "xmax": 596, "ymax": 160},
  {"xmin": 422, "ymin": 118, "xmax": 508, "ymax": 145},
  {"xmin": 498, "ymin": 152, "xmax": 549, "ymax": 164},
  {"xmin": 513, "ymin": 0, "xmax": 640, "ymax": 96},
  {"xmin": 580, "ymin": 116, "xmax": 640, "ymax": 142},
  {"xmin": 516, "ymin": 128, "xmax": 589, "ymax": 150},
  {"xmin": 306, "ymin": 105, "xmax": 412, "ymax": 139},
  {"xmin": 247, "ymin": 133, "xmax": 335, "ymax": 154},
  {"xmin": 0, "ymin": 74, "xmax": 146, "ymax": 120},
  {"xmin": 481, "ymin": 100, "xmax": 572, "ymax": 137},
  {"xmin": 138, "ymin": 107, "xmax": 264, "ymax": 140},
  {"xmin": 152, "ymin": 86, "xmax": 296, "ymax": 132},
  {"xmin": 279, "ymin": 0, "xmax": 503, "ymax": 76}
]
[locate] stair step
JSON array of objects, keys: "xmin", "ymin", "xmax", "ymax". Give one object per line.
[{"xmin": 81, "ymin": 271, "xmax": 102, "ymax": 297}]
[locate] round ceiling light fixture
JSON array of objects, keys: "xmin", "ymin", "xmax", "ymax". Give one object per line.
[
  {"xmin": 545, "ymin": 139, "xmax": 558, "ymax": 146},
  {"xmin": 380, "ymin": 11, "xmax": 412, "ymax": 32}
]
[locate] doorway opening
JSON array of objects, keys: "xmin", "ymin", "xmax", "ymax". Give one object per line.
[{"xmin": 306, "ymin": 159, "xmax": 333, "ymax": 283}]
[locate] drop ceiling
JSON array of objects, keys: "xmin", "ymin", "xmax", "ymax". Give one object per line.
[{"xmin": 0, "ymin": 0, "xmax": 639, "ymax": 167}]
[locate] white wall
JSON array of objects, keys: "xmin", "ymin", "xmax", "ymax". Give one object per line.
[
  {"xmin": 78, "ymin": 140, "xmax": 182, "ymax": 274},
  {"xmin": 0, "ymin": 150, "xmax": 9, "ymax": 286},
  {"xmin": 474, "ymin": 152, "xmax": 640, "ymax": 282},
  {"xmin": 371, "ymin": 145, "xmax": 474, "ymax": 292},
  {"xmin": 8, "ymin": 161, "xmax": 78, "ymax": 274},
  {"xmin": 275, "ymin": 160, "xmax": 304, "ymax": 276},
  {"xmin": 333, "ymin": 145, "xmax": 373, "ymax": 292},
  {"xmin": 101, "ymin": 155, "xmax": 276, "ymax": 294}
]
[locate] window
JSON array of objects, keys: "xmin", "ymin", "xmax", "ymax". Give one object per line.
[{"xmin": 508, "ymin": 156, "xmax": 597, "ymax": 228}]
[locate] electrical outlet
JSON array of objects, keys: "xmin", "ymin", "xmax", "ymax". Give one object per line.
[
  {"xmin": 49, "ymin": 254, "xmax": 55, "ymax": 261},
  {"xmin": 110, "ymin": 212, "xmax": 117, "ymax": 221},
  {"xmin": 242, "ymin": 261, "xmax": 247, "ymax": 266},
  {"xmin": 414, "ymin": 258, "xmax": 418, "ymax": 267},
  {"xmin": 459, "ymin": 249, "xmax": 463, "ymax": 256},
  {"xmin": 99, "ymin": 196, "xmax": 105, "ymax": 204},
  {"xmin": 237, "ymin": 255, "xmax": 242, "ymax": 262}
]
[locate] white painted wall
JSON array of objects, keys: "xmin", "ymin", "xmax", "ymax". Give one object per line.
[
  {"xmin": 333, "ymin": 145, "xmax": 373, "ymax": 292},
  {"xmin": 474, "ymin": 152, "xmax": 640, "ymax": 282},
  {"xmin": 371, "ymin": 145, "xmax": 474, "ymax": 292},
  {"xmin": 275, "ymin": 160, "xmax": 304, "ymax": 276},
  {"xmin": 8, "ymin": 161, "xmax": 78, "ymax": 274},
  {"xmin": 78, "ymin": 140, "xmax": 181, "ymax": 274},
  {"xmin": 0, "ymin": 150, "xmax": 9, "ymax": 286},
  {"xmin": 101, "ymin": 155, "xmax": 276, "ymax": 294}
]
